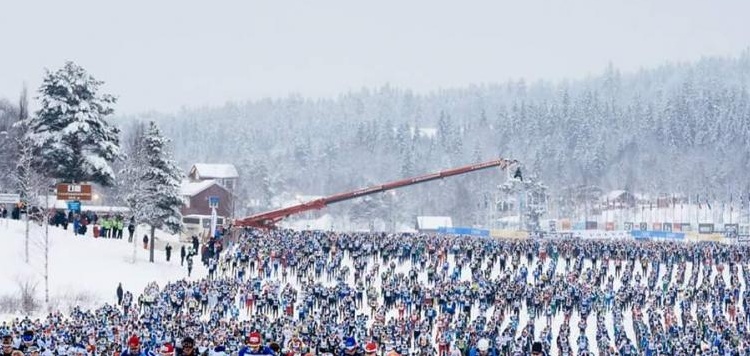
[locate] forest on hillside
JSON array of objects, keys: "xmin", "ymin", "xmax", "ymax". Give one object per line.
[{"xmin": 3, "ymin": 52, "xmax": 750, "ymax": 227}]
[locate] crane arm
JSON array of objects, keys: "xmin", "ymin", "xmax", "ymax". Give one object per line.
[{"xmin": 234, "ymin": 158, "xmax": 519, "ymax": 228}]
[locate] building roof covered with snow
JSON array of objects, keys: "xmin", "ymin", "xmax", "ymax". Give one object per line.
[
  {"xmin": 180, "ymin": 180, "xmax": 217, "ymax": 197},
  {"xmin": 188, "ymin": 164, "xmax": 239, "ymax": 180}
]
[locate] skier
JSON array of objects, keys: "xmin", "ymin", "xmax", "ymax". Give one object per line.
[
  {"xmin": 181, "ymin": 246, "xmax": 187, "ymax": 266},
  {"xmin": 176, "ymin": 337, "xmax": 199, "ymax": 356},
  {"xmin": 187, "ymin": 257, "xmax": 194, "ymax": 277},
  {"xmin": 117, "ymin": 283, "xmax": 124, "ymax": 305},
  {"xmin": 1, "ymin": 335, "xmax": 13, "ymax": 356},
  {"xmin": 121, "ymin": 336, "xmax": 154, "ymax": 356},
  {"xmin": 238, "ymin": 332, "xmax": 274, "ymax": 356},
  {"xmin": 531, "ymin": 342, "xmax": 546, "ymax": 356},
  {"xmin": 143, "ymin": 235, "xmax": 149, "ymax": 250},
  {"xmin": 340, "ymin": 337, "xmax": 362, "ymax": 356},
  {"xmin": 468, "ymin": 339, "xmax": 497, "ymax": 356},
  {"xmin": 165, "ymin": 243, "xmax": 173, "ymax": 262}
]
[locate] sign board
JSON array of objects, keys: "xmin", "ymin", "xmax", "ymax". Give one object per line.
[
  {"xmin": 66, "ymin": 201, "xmax": 81, "ymax": 213},
  {"xmin": 573, "ymin": 230, "xmax": 632, "ymax": 240},
  {"xmin": 681, "ymin": 223, "xmax": 692, "ymax": 232},
  {"xmin": 698, "ymin": 223, "xmax": 715, "ymax": 234},
  {"xmin": 548, "ymin": 220, "xmax": 557, "ymax": 233},
  {"xmin": 662, "ymin": 223, "xmax": 672, "ymax": 232},
  {"xmin": 624, "ymin": 222, "xmax": 633, "ymax": 231},
  {"xmin": 640, "ymin": 222, "xmax": 648, "ymax": 231},
  {"xmin": 724, "ymin": 224, "xmax": 739, "ymax": 239},
  {"xmin": 208, "ymin": 196, "xmax": 220, "ymax": 208},
  {"xmin": 0, "ymin": 193, "xmax": 20, "ymax": 204},
  {"xmin": 605, "ymin": 222, "xmax": 615, "ymax": 231},
  {"xmin": 56, "ymin": 184, "xmax": 92, "ymax": 201},
  {"xmin": 739, "ymin": 235, "xmax": 750, "ymax": 243},
  {"xmin": 652, "ymin": 222, "xmax": 662, "ymax": 231}
]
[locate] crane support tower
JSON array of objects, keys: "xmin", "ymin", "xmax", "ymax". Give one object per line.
[{"xmin": 234, "ymin": 158, "xmax": 521, "ymax": 229}]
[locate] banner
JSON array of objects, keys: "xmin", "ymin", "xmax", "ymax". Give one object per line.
[
  {"xmin": 624, "ymin": 222, "xmax": 633, "ymax": 231},
  {"xmin": 490, "ymin": 229, "xmax": 529, "ymax": 239},
  {"xmin": 439, "ymin": 227, "xmax": 490, "ymax": 237},
  {"xmin": 630, "ymin": 230, "xmax": 685, "ymax": 240},
  {"xmin": 573, "ymin": 230, "xmax": 632, "ymax": 240}
]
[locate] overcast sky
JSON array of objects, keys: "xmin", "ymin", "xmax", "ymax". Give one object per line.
[{"xmin": 1, "ymin": 0, "xmax": 749, "ymax": 114}]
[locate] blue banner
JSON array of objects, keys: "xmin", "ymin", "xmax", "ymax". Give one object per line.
[
  {"xmin": 438, "ymin": 227, "xmax": 490, "ymax": 237},
  {"xmin": 67, "ymin": 200, "xmax": 81, "ymax": 213},
  {"xmin": 630, "ymin": 230, "xmax": 685, "ymax": 240}
]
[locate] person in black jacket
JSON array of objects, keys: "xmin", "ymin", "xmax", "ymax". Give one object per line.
[
  {"xmin": 177, "ymin": 337, "xmax": 200, "ymax": 356},
  {"xmin": 1, "ymin": 335, "xmax": 15, "ymax": 356},
  {"xmin": 117, "ymin": 283, "xmax": 124, "ymax": 305},
  {"xmin": 165, "ymin": 243, "xmax": 173, "ymax": 262},
  {"xmin": 532, "ymin": 341, "xmax": 546, "ymax": 356},
  {"xmin": 128, "ymin": 218, "xmax": 136, "ymax": 242},
  {"xmin": 181, "ymin": 246, "xmax": 187, "ymax": 266}
]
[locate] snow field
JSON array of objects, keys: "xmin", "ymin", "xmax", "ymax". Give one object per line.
[{"xmin": 0, "ymin": 219, "xmax": 206, "ymax": 320}]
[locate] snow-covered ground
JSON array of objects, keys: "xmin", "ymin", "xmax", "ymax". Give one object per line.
[{"xmin": 0, "ymin": 218, "xmax": 206, "ymax": 319}]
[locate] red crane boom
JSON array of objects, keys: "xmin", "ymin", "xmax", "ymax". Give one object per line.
[{"xmin": 234, "ymin": 158, "xmax": 519, "ymax": 228}]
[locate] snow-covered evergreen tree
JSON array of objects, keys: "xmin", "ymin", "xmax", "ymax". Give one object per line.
[
  {"xmin": 124, "ymin": 121, "xmax": 183, "ymax": 263},
  {"xmin": 22, "ymin": 61, "xmax": 121, "ymax": 186}
]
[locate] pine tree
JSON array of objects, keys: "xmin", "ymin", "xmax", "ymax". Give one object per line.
[
  {"xmin": 124, "ymin": 121, "xmax": 183, "ymax": 263},
  {"xmin": 22, "ymin": 61, "xmax": 121, "ymax": 186}
]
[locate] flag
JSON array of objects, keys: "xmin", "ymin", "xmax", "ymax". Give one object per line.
[
  {"xmin": 697, "ymin": 194, "xmax": 701, "ymax": 209},
  {"xmin": 706, "ymin": 198, "xmax": 712, "ymax": 210},
  {"xmin": 730, "ymin": 194, "xmax": 734, "ymax": 212}
]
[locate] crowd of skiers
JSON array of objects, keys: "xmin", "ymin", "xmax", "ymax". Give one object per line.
[{"xmin": 3, "ymin": 228, "xmax": 750, "ymax": 356}]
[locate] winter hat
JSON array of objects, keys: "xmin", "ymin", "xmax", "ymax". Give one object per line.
[
  {"xmin": 477, "ymin": 339, "xmax": 489, "ymax": 351},
  {"xmin": 128, "ymin": 335, "xmax": 140, "ymax": 347},
  {"xmin": 532, "ymin": 341, "xmax": 544, "ymax": 354},
  {"xmin": 160, "ymin": 343, "xmax": 175, "ymax": 355},
  {"xmin": 182, "ymin": 336, "xmax": 195, "ymax": 347},
  {"xmin": 22, "ymin": 330, "xmax": 34, "ymax": 342},
  {"xmin": 247, "ymin": 332, "xmax": 261, "ymax": 347},
  {"xmin": 344, "ymin": 337, "xmax": 357, "ymax": 350},
  {"xmin": 364, "ymin": 341, "xmax": 378, "ymax": 353}
]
